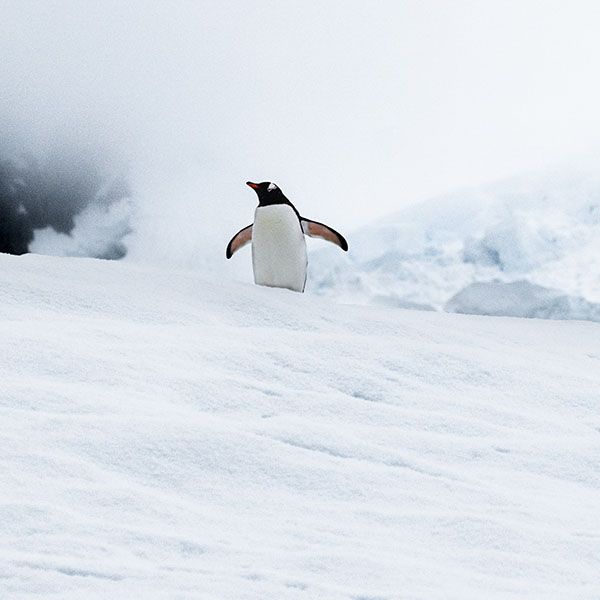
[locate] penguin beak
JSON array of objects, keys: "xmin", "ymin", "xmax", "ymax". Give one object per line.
[{"xmin": 246, "ymin": 181, "xmax": 259, "ymax": 190}]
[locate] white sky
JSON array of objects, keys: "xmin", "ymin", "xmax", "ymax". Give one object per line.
[{"xmin": 2, "ymin": 0, "xmax": 600, "ymax": 264}]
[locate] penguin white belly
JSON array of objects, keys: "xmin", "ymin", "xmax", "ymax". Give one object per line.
[{"xmin": 252, "ymin": 205, "xmax": 307, "ymax": 292}]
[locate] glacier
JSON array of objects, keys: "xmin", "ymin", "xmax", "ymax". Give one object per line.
[
  {"xmin": 1, "ymin": 252, "xmax": 599, "ymax": 599},
  {"xmin": 308, "ymin": 171, "xmax": 600, "ymax": 322}
]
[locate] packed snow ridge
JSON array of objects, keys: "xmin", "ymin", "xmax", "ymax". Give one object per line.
[
  {"xmin": 2, "ymin": 252, "xmax": 600, "ymax": 599},
  {"xmin": 308, "ymin": 170, "xmax": 600, "ymax": 322}
]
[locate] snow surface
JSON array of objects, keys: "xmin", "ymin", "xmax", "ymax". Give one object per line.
[
  {"xmin": 308, "ymin": 171, "xmax": 600, "ymax": 322},
  {"xmin": 2, "ymin": 252, "xmax": 600, "ymax": 599}
]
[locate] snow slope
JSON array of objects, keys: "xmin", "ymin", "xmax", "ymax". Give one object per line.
[
  {"xmin": 1, "ymin": 252, "xmax": 600, "ymax": 599},
  {"xmin": 308, "ymin": 171, "xmax": 600, "ymax": 322}
]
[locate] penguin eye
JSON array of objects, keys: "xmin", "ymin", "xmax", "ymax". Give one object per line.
[{"xmin": 267, "ymin": 183, "xmax": 278, "ymax": 192}]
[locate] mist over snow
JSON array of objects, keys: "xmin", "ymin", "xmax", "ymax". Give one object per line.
[
  {"xmin": 308, "ymin": 169, "xmax": 600, "ymax": 322},
  {"xmin": 1, "ymin": 0, "xmax": 600, "ymax": 316},
  {"xmin": 3, "ymin": 1, "xmax": 600, "ymax": 274}
]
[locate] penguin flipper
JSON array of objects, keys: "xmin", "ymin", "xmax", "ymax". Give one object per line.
[
  {"xmin": 301, "ymin": 218, "xmax": 348, "ymax": 251},
  {"xmin": 226, "ymin": 224, "xmax": 253, "ymax": 258}
]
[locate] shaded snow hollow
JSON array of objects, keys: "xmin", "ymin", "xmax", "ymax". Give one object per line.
[{"xmin": 1, "ymin": 253, "xmax": 600, "ymax": 599}]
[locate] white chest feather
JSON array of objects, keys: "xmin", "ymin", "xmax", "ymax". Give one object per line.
[{"xmin": 252, "ymin": 205, "xmax": 307, "ymax": 292}]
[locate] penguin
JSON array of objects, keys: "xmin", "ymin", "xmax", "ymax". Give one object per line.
[{"xmin": 226, "ymin": 181, "xmax": 348, "ymax": 292}]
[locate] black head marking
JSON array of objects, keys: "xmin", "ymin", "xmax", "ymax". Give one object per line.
[{"xmin": 246, "ymin": 181, "xmax": 292, "ymax": 207}]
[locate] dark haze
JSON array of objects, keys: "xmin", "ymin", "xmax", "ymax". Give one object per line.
[{"xmin": 0, "ymin": 146, "xmax": 130, "ymax": 259}]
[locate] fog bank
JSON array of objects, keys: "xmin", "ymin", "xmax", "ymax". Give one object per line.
[{"xmin": 2, "ymin": 1, "xmax": 600, "ymax": 271}]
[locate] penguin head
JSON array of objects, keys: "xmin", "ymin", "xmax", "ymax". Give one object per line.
[{"xmin": 246, "ymin": 181, "xmax": 287, "ymax": 206}]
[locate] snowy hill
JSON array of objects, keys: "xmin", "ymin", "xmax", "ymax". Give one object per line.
[
  {"xmin": 2, "ymin": 252, "xmax": 600, "ymax": 599},
  {"xmin": 308, "ymin": 171, "xmax": 600, "ymax": 322}
]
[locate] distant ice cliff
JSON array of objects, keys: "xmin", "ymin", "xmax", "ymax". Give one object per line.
[{"xmin": 308, "ymin": 170, "xmax": 600, "ymax": 321}]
